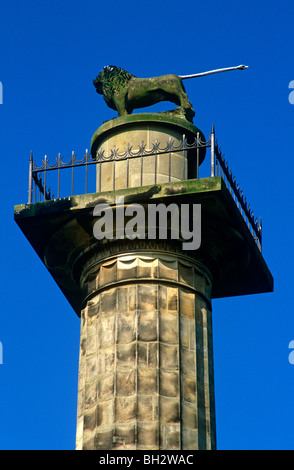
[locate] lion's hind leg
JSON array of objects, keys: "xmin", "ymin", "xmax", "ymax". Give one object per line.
[
  {"xmin": 162, "ymin": 75, "xmax": 194, "ymax": 110},
  {"xmin": 177, "ymin": 83, "xmax": 193, "ymax": 110}
]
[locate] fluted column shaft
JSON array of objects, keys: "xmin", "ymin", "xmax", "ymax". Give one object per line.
[{"xmin": 76, "ymin": 248, "xmax": 216, "ymax": 450}]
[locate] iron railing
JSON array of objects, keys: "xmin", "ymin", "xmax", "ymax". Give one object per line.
[
  {"xmin": 27, "ymin": 126, "xmax": 262, "ymax": 250},
  {"xmin": 210, "ymin": 126, "xmax": 262, "ymax": 249}
]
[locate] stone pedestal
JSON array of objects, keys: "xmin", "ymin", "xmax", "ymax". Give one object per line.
[{"xmin": 91, "ymin": 114, "xmax": 206, "ymax": 192}]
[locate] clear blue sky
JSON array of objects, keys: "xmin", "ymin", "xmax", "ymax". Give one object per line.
[{"xmin": 1, "ymin": 0, "xmax": 294, "ymax": 450}]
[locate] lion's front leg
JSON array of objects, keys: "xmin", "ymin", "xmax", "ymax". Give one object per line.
[{"xmin": 113, "ymin": 92, "xmax": 129, "ymax": 117}]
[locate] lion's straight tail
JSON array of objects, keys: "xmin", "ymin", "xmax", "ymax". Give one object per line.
[{"xmin": 179, "ymin": 64, "xmax": 248, "ymax": 80}]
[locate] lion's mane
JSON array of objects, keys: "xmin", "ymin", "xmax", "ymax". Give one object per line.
[{"xmin": 93, "ymin": 66, "xmax": 135, "ymax": 110}]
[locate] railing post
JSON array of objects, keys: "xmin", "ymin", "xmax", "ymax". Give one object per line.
[
  {"xmin": 44, "ymin": 155, "xmax": 47, "ymax": 201},
  {"xmin": 71, "ymin": 151, "xmax": 74, "ymax": 196},
  {"xmin": 196, "ymin": 132, "xmax": 200, "ymax": 179},
  {"xmin": 85, "ymin": 149, "xmax": 88, "ymax": 194},
  {"xmin": 210, "ymin": 124, "xmax": 215, "ymax": 177},
  {"xmin": 57, "ymin": 153, "xmax": 61, "ymax": 199},
  {"xmin": 28, "ymin": 152, "xmax": 33, "ymax": 204}
]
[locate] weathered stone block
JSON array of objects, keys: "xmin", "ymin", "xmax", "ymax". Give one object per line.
[
  {"xmin": 84, "ymin": 381, "xmax": 97, "ymax": 409},
  {"xmin": 138, "ymin": 310, "xmax": 158, "ymax": 341},
  {"xmin": 117, "ymin": 312, "xmax": 136, "ymax": 344},
  {"xmin": 159, "ymin": 370, "xmax": 179, "ymax": 397},
  {"xmin": 98, "ymin": 315, "xmax": 116, "ymax": 349},
  {"xmin": 97, "ymin": 400, "xmax": 114, "ymax": 427},
  {"xmin": 159, "ymin": 397, "xmax": 180, "ymax": 423},
  {"xmin": 94, "ymin": 429, "xmax": 113, "ymax": 450},
  {"xmin": 117, "ymin": 286, "xmax": 128, "ymax": 313},
  {"xmin": 137, "ymin": 396, "xmax": 154, "ymax": 421},
  {"xmin": 83, "ymin": 406, "xmax": 96, "ymax": 432},
  {"xmin": 167, "ymin": 287, "xmax": 178, "ymax": 312},
  {"xmin": 181, "ymin": 348, "xmax": 196, "ymax": 376},
  {"xmin": 116, "ymin": 370, "xmax": 136, "ymax": 396},
  {"xmin": 86, "ymin": 331, "xmax": 98, "ymax": 356},
  {"xmin": 138, "ymin": 285, "xmax": 157, "ymax": 310},
  {"xmin": 159, "ymin": 343, "xmax": 179, "ymax": 370},
  {"xmin": 128, "ymin": 285, "xmax": 137, "ymax": 311},
  {"xmin": 182, "ymin": 427, "xmax": 198, "ymax": 450},
  {"xmin": 179, "ymin": 289, "xmax": 195, "ymax": 318},
  {"xmin": 137, "ymin": 422, "xmax": 158, "ymax": 447},
  {"xmin": 179, "ymin": 316, "xmax": 190, "ymax": 350},
  {"xmin": 147, "ymin": 342, "xmax": 158, "ymax": 368},
  {"xmin": 162, "ymin": 423, "xmax": 181, "ymax": 449},
  {"xmin": 115, "ymin": 396, "xmax": 136, "ymax": 422},
  {"xmin": 116, "ymin": 343, "xmax": 136, "ymax": 369},
  {"xmin": 182, "ymin": 376, "xmax": 197, "ymax": 403},
  {"xmin": 87, "ymin": 300, "xmax": 99, "ymax": 320},
  {"xmin": 159, "ymin": 285, "xmax": 167, "ymax": 312},
  {"xmin": 83, "ymin": 437, "xmax": 95, "ymax": 450},
  {"xmin": 182, "ymin": 402, "xmax": 197, "ymax": 429},
  {"xmin": 159, "ymin": 311, "xmax": 178, "ymax": 344},
  {"xmin": 138, "ymin": 368, "xmax": 158, "ymax": 394},
  {"xmin": 114, "ymin": 423, "xmax": 136, "ymax": 447},
  {"xmin": 86, "ymin": 355, "xmax": 98, "ymax": 382},
  {"xmin": 98, "ymin": 373, "xmax": 114, "ymax": 399},
  {"xmin": 98, "ymin": 348, "xmax": 115, "ymax": 374},
  {"xmin": 100, "ymin": 289, "xmax": 117, "ymax": 315}
]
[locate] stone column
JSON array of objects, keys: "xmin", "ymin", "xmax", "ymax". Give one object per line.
[
  {"xmin": 14, "ymin": 109, "xmax": 274, "ymax": 452},
  {"xmin": 75, "ymin": 244, "xmax": 216, "ymax": 450}
]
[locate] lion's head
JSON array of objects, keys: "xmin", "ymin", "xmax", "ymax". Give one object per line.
[{"xmin": 93, "ymin": 66, "xmax": 135, "ymax": 110}]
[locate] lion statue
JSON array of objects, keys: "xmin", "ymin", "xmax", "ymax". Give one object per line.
[{"xmin": 93, "ymin": 65, "xmax": 195, "ymax": 121}]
